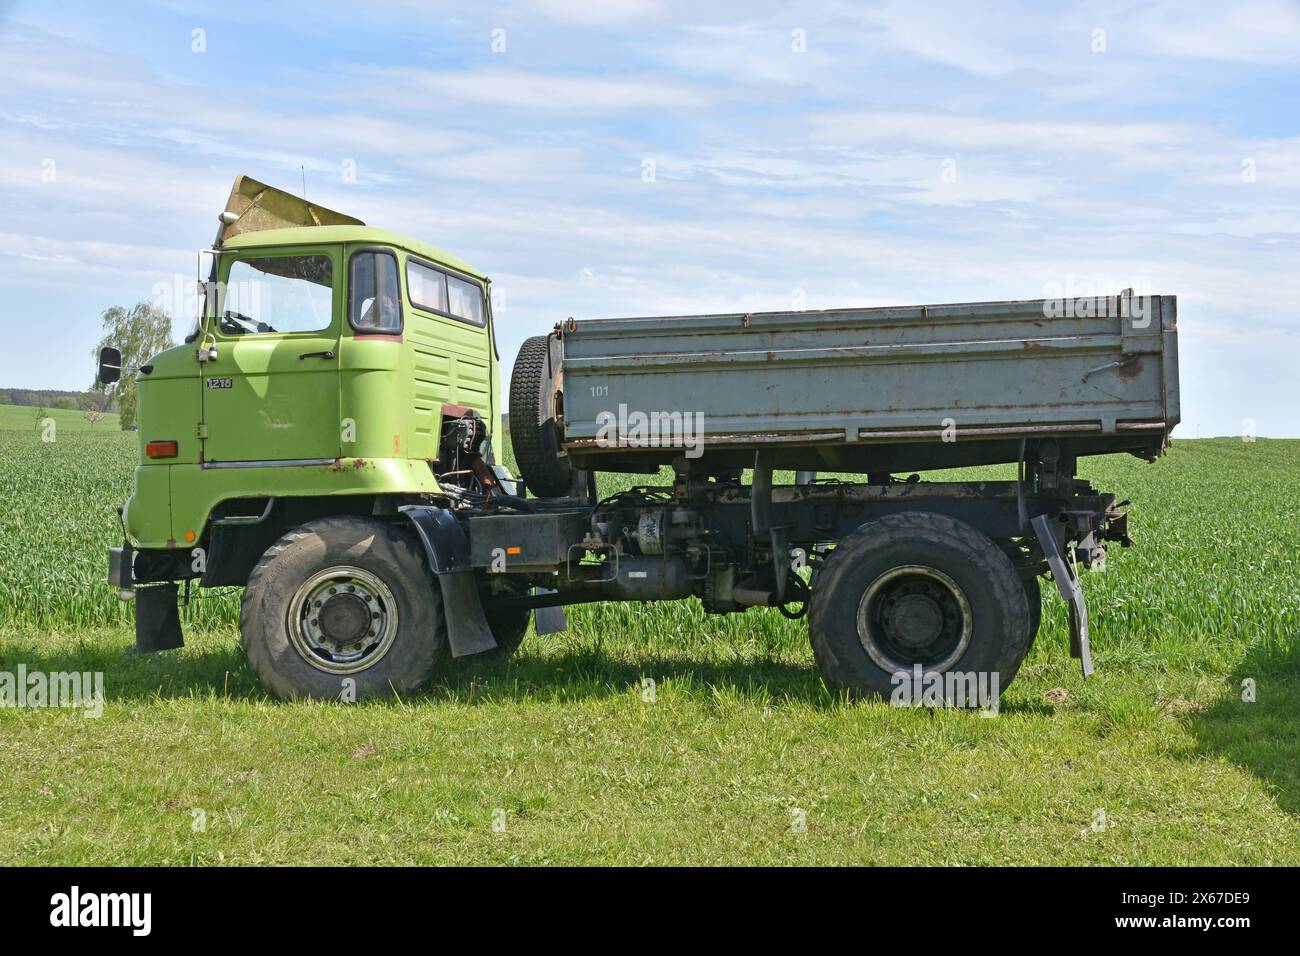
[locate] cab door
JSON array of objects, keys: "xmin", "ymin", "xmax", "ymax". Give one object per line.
[{"xmin": 201, "ymin": 248, "xmax": 341, "ymax": 465}]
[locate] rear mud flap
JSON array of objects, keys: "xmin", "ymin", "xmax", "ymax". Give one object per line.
[
  {"xmin": 532, "ymin": 588, "xmax": 567, "ymax": 635},
  {"xmin": 135, "ymin": 583, "xmax": 184, "ymax": 653},
  {"xmin": 399, "ymin": 505, "xmax": 498, "ymax": 659},
  {"xmin": 1031, "ymin": 514, "xmax": 1094, "ymax": 678}
]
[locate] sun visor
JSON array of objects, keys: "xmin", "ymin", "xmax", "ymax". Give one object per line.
[{"xmin": 216, "ymin": 174, "xmax": 364, "ymax": 246}]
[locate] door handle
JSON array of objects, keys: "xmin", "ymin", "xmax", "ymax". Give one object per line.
[{"xmin": 299, "ymin": 350, "xmax": 336, "ymax": 360}]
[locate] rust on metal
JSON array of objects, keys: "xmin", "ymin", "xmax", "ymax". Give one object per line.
[{"xmin": 329, "ymin": 457, "xmax": 371, "ymax": 472}]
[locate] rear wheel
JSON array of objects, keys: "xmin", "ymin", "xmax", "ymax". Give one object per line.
[
  {"xmin": 462, "ymin": 605, "xmax": 531, "ymax": 669},
  {"xmin": 509, "ymin": 335, "xmax": 572, "ymax": 498},
  {"xmin": 809, "ymin": 512, "xmax": 1030, "ymax": 705},
  {"xmin": 240, "ymin": 516, "xmax": 445, "ymax": 700}
]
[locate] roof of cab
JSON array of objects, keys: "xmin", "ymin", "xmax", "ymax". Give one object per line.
[{"xmin": 220, "ymin": 225, "xmax": 487, "ymax": 282}]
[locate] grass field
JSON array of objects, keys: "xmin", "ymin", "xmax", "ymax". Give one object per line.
[{"xmin": 1, "ymin": 401, "xmax": 1297, "ymax": 864}]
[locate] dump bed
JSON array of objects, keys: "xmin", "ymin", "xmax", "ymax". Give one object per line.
[{"xmin": 556, "ymin": 293, "xmax": 1179, "ymax": 474}]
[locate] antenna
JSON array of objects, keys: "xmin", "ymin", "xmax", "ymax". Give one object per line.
[{"xmin": 301, "ymin": 164, "xmax": 307, "ymax": 201}]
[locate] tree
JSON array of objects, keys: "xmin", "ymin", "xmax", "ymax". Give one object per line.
[
  {"xmin": 91, "ymin": 302, "xmax": 174, "ymax": 429},
  {"xmin": 79, "ymin": 394, "xmax": 105, "ymax": 428},
  {"xmin": 31, "ymin": 405, "xmax": 48, "ymax": 432}
]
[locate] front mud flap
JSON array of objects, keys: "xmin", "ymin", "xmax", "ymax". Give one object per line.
[
  {"xmin": 135, "ymin": 583, "xmax": 184, "ymax": 653},
  {"xmin": 437, "ymin": 571, "xmax": 498, "ymax": 658},
  {"xmin": 399, "ymin": 505, "xmax": 498, "ymax": 658},
  {"xmin": 1031, "ymin": 514, "xmax": 1094, "ymax": 678}
]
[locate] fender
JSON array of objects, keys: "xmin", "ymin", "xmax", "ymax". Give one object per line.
[{"xmin": 397, "ymin": 505, "xmax": 498, "ymax": 657}]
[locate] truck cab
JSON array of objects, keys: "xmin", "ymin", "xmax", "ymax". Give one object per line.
[
  {"xmin": 119, "ymin": 182, "xmax": 503, "ymax": 557},
  {"xmin": 108, "ymin": 179, "xmax": 525, "ymax": 677}
]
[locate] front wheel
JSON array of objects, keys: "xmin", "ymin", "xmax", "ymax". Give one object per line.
[
  {"xmin": 240, "ymin": 517, "xmax": 446, "ymax": 700},
  {"xmin": 808, "ymin": 512, "xmax": 1030, "ymax": 705}
]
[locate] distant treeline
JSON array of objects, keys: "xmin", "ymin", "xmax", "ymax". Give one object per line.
[{"xmin": 0, "ymin": 389, "xmax": 114, "ymax": 411}]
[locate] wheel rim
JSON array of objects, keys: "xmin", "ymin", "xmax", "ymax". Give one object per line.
[
  {"xmin": 286, "ymin": 566, "xmax": 400, "ymax": 675},
  {"xmin": 856, "ymin": 564, "xmax": 972, "ymax": 674}
]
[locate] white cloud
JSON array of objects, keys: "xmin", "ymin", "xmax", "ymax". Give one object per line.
[
  {"xmin": 808, "ymin": 111, "xmax": 1188, "ymax": 153},
  {"xmin": 354, "ymin": 66, "xmax": 706, "ymax": 114},
  {"xmin": 1119, "ymin": 0, "xmax": 1300, "ymax": 63},
  {"xmin": 527, "ymin": 0, "xmax": 666, "ymax": 24}
]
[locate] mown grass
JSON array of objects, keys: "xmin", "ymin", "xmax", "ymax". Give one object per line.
[{"xmin": 0, "ymin": 406, "xmax": 1297, "ymax": 864}]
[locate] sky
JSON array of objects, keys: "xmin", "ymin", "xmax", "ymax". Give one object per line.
[{"xmin": 0, "ymin": 0, "xmax": 1297, "ymax": 437}]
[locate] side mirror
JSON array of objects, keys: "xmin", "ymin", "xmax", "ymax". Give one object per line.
[{"xmin": 98, "ymin": 346, "xmax": 122, "ymax": 385}]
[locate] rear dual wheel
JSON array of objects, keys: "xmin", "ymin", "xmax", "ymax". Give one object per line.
[
  {"xmin": 473, "ymin": 589, "xmax": 532, "ymax": 666},
  {"xmin": 808, "ymin": 512, "xmax": 1032, "ymax": 705}
]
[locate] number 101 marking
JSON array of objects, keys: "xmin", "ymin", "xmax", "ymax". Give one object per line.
[{"xmin": 589, "ymin": 385, "xmax": 609, "ymax": 397}]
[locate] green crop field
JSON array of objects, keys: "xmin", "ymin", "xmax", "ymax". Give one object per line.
[{"xmin": 0, "ymin": 403, "xmax": 1297, "ymax": 865}]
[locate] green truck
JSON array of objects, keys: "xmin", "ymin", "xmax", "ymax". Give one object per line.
[{"xmin": 102, "ymin": 176, "xmax": 1180, "ymax": 704}]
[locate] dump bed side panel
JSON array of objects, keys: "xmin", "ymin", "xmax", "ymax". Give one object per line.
[{"xmin": 557, "ymin": 295, "xmax": 1178, "ymax": 467}]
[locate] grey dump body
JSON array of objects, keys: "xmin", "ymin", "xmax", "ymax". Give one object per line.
[{"xmin": 557, "ymin": 293, "xmax": 1179, "ymax": 473}]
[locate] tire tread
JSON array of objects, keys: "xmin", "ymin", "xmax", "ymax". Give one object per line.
[{"xmin": 808, "ymin": 511, "xmax": 1030, "ymax": 700}]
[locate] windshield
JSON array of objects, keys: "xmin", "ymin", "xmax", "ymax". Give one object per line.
[{"xmin": 221, "ymin": 255, "xmax": 334, "ymax": 335}]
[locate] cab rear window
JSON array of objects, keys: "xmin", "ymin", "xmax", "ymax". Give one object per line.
[
  {"xmin": 406, "ymin": 258, "xmax": 485, "ymax": 327},
  {"xmin": 447, "ymin": 274, "xmax": 485, "ymax": 325}
]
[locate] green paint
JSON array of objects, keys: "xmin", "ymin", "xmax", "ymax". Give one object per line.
[{"xmin": 125, "ymin": 227, "xmax": 499, "ymax": 548}]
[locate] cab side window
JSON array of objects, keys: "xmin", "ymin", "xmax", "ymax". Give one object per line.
[
  {"xmin": 406, "ymin": 259, "xmax": 448, "ymax": 314},
  {"xmin": 406, "ymin": 257, "xmax": 485, "ymax": 327},
  {"xmin": 447, "ymin": 274, "xmax": 485, "ymax": 326},
  {"xmin": 349, "ymin": 251, "xmax": 402, "ymax": 333}
]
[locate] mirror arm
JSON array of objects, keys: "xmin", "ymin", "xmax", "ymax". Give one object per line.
[{"xmin": 196, "ymin": 331, "xmax": 218, "ymax": 363}]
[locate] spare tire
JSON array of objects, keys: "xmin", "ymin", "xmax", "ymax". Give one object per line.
[{"xmin": 509, "ymin": 334, "xmax": 573, "ymax": 498}]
